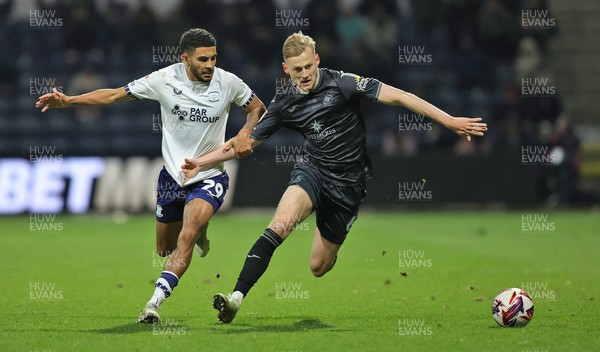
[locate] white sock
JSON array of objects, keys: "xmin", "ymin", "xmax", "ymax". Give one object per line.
[
  {"xmin": 232, "ymin": 291, "xmax": 244, "ymax": 304},
  {"xmin": 149, "ymin": 287, "xmax": 166, "ymax": 307},
  {"xmin": 148, "ymin": 276, "xmax": 175, "ymax": 308}
]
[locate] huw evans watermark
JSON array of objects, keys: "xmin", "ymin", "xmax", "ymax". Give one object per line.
[
  {"xmin": 521, "ymin": 281, "xmax": 556, "ymax": 301},
  {"xmin": 275, "ymin": 10, "xmax": 309, "ymax": 29},
  {"xmin": 152, "ymin": 113, "xmax": 187, "ymax": 133},
  {"xmin": 30, "ymin": 77, "xmax": 63, "ymax": 95},
  {"xmin": 399, "ymin": 250, "xmax": 432, "ymax": 268},
  {"xmin": 275, "ymin": 282, "xmax": 309, "ymax": 300},
  {"xmin": 30, "ymin": 9, "xmax": 63, "ymax": 29},
  {"xmin": 153, "ymin": 180, "xmax": 186, "ymax": 201},
  {"xmin": 152, "ymin": 46, "xmax": 180, "ymax": 65},
  {"xmin": 399, "ymin": 113, "xmax": 432, "ymax": 133},
  {"xmin": 521, "ymin": 77, "xmax": 556, "ymax": 97},
  {"xmin": 29, "ymin": 214, "xmax": 64, "ymax": 234},
  {"xmin": 275, "ymin": 145, "xmax": 308, "ymax": 166},
  {"xmin": 152, "ymin": 319, "xmax": 186, "ymax": 336},
  {"xmin": 152, "ymin": 251, "xmax": 187, "ymax": 269},
  {"xmin": 275, "ymin": 77, "xmax": 303, "ymax": 96},
  {"xmin": 521, "ymin": 213, "xmax": 556, "ymax": 234},
  {"xmin": 522, "ymin": 9, "xmax": 556, "ymax": 30},
  {"xmin": 398, "ymin": 180, "xmax": 432, "ymax": 202},
  {"xmin": 398, "ymin": 46, "xmax": 432, "ymax": 65},
  {"xmin": 271, "ymin": 213, "xmax": 310, "ymax": 232},
  {"xmin": 521, "ymin": 146, "xmax": 557, "ymax": 166},
  {"xmin": 399, "ymin": 318, "xmax": 433, "ymax": 336},
  {"xmin": 30, "ymin": 282, "xmax": 63, "ymax": 300},
  {"xmin": 29, "ymin": 145, "xmax": 63, "ymax": 163}
]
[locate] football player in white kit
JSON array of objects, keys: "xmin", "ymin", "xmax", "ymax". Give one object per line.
[{"xmin": 35, "ymin": 28, "xmax": 266, "ymax": 323}]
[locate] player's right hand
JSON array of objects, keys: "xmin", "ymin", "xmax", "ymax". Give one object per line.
[
  {"xmin": 35, "ymin": 88, "xmax": 70, "ymax": 112},
  {"xmin": 181, "ymin": 158, "xmax": 201, "ymax": 185},
  {"xmin": 223, "ymin": 137, "xmax": 253, "ymax": 159}
]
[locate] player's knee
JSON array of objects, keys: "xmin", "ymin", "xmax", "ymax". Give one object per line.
[{"xmin": 310, "ymin": 260, "xmax": 328, "ymax": 278}]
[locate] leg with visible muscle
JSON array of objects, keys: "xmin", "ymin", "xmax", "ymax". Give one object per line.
[
  {"xmin": 213, "ymin": 185, "xmax": 313, "ymax": 323},
  {"xmin": 155, "ymin": 220, "xmax": 182, "ymax": 257},
  {"xmin": 138, "ymin": 199, "xmax": 214, "ymax": 323},
  {"xmin": 310, "ymin": 227, "xmax": 341, "ymax": 277}
]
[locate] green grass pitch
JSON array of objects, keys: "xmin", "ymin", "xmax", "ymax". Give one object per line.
[{"xmin": 1, "ymin": 211, "xmax": 599, "ymax": 351}]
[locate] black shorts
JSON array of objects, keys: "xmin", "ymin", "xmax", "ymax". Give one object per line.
[{"xmin": 289, "ymin": 163, "xmax": 366, "ymax": 245}]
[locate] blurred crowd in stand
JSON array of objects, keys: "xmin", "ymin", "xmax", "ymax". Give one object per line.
[{"xmin": 0, "ymin": 0, "xmax": 581, "ymax": 202}]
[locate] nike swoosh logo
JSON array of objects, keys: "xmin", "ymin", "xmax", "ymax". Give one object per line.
[{"xmin": 247, "ymin": 254, "xmax": 261, "ymax": 259}]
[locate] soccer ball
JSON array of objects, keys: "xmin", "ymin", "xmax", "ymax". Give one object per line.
[{"xmin": 492, "ymin": 288, "xmax": 534, "ymax": 327}]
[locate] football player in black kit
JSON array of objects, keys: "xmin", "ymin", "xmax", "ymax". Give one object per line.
[{"xmin": 181, "ymin": 32, "xmax": 487, "ymax": 323}]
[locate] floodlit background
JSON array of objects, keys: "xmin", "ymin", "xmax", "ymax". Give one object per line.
[
  {"xmin": 1, "ymin": 0, "xmax": 599, "ymax": 213},
  {"xmin": 1, "ymin": 2, "xmax": 600, "ymax": 352}
]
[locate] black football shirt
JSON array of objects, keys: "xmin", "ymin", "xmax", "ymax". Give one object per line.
[{"xmin": 252, "ymin": 68, "xmax": 382, "ymax": 185}]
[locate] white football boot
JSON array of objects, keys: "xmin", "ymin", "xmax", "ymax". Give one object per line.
[
  {"xmin": 137, "ymin": 302, "xmax": 160, "ymax": 324},
  {"xmin": 194, "ymin": 232, "xmax": 210, "ymax": 258},
  {"xmin": 212, "ymin": 291, "xmax": 243, "ymax": 324}
]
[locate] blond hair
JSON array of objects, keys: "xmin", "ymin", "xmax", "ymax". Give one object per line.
[{"xmin": 282, "ymin": 31, "xmax": 316, "ymax": 60}]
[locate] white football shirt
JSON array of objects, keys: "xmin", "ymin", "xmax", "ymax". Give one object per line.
[{"xmin": 125, "ymin": 63, "xmax": 254, "ymax": 186}]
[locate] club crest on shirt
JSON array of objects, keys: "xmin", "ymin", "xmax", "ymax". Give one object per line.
[{"xmin": 208, "ymin": 91, "xmax": 221, "ymax": 102}]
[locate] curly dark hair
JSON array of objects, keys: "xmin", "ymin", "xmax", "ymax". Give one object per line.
[{"xmin": 179, "ymin": 28, "xmax": 217, "ymax": 54}]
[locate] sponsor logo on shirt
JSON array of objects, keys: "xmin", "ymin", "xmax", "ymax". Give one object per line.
[
  {"xmin": 354, "ymin": 76, "xmax": 370, "ymax": 91},
  {"xmin": 307, "ymin": 120, "xmax": 336, "ymax": 140},
  {"xmin": 171, "ymin": 105, "xmax": 188, "ymax": 120},
  {"xmin": 310, "ymin": 120, "xmax": 323, "ymax": 133},
  {"xmin": 188, "ymin": 107, "xmax": 220, "ymax": 123},
  {"xmin": 170, "ymin": 105, "xmax": 221, "ymax": 123},
  {"xmin": 172, "ymin": 87, "xmax": 182, "ymax": 95},
  {"xmin": 322, "ymin": 93, "xmax": 333, "ymax": 105}
]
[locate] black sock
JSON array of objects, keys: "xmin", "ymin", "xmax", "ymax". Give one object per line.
[{"xmin": 234, "ymin": 228, "xmax": 283, "ymax": 296}]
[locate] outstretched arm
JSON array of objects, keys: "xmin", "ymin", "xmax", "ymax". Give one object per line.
[
  {"xmin": 226, "ymin": 95, "xmax": 266, "ymax": 158},
  {"xmin": 376, "ymin": 84, "xmax": 487, "ymax": 141},
  {"xmin": 181, "ymin": 139, "xmax": 264, "ymax": 185},
  {"xmin": 35, "ymin": 87, "xmax": 133, "ymax": 112}
]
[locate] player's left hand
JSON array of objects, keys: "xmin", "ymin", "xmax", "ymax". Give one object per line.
[
  {"xmin": 224, "ymin": 134, "xmax": 253, "ymax": 159},
  {"xmin": 448, "ymin": 117, "xmax": 487, "ymax": 142},
  {"xmin": 181, "ymin": 158, "xmax": 201, "ymax": 185}
]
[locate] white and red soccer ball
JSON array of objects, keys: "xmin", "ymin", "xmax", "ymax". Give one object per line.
[{"xmin": 492, "ymin": 288, "xmax": 534, "ymax": 327}]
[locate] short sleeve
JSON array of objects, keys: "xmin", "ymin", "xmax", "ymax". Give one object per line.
[
  {"xmin": 251, "ymin": 97, "xmax": 283, "ymax": 141},
  {"xmin": 224, "ymin": 71, "xmax": 254, "ymax": 109},
  {"xmin": 125, "ymin": 70, "xmax": 165, "ymax": 101},
  {"xmin": 337, "ymin": 72, "xmax": 382, "ymax": 102}
]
